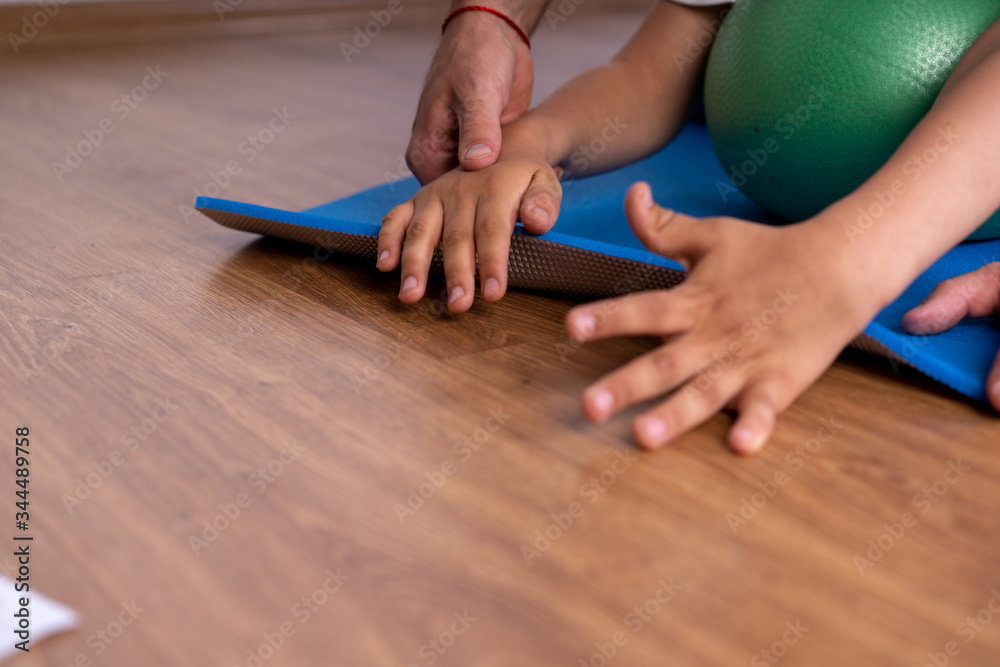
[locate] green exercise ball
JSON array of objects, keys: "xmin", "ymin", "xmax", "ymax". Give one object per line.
[{"xmin": 704, "ymin": 0, "xmax": 1000, "ymax": 241}]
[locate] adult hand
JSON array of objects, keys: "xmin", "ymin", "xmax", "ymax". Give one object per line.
[
  {"xmin": 406, "ymin": 8, "xmax": 535, "ymax": 184},
  {"xmin": 378, "ymin": 144, "xmax": 561, "ymax": 312},
  {"xmin": 902, "ymin": 262, "xmax": 1000, "ymax": 410}
]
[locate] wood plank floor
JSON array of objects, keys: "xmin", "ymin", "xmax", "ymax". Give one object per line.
[{"xmin": 3, "ymin": 9, "xmax": 1000, "ymax": 667}]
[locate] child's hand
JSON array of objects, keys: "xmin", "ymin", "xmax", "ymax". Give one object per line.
[
  {"xmin": 902, "ymin": 262, "xmax": 1000, "ymax": 410},
  {"xmin": 377, "ymin": 155, "xmax": 561, "ymax": 312},
  {"xmin": 566, "ymin": 182, "xmax": 884, "ymax": 455}
]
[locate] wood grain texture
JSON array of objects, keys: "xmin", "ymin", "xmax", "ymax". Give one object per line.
[{"xmin": 2, "ymin": 9, "xmax": 1000, "ymax": 667}]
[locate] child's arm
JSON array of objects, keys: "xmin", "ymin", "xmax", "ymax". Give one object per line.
[
  {"xmin": 565, "ymin": 17, "xmax": 1000, "ymax": 453},
  {"xmin": 378, "ymin": 2, "xmax": 729, "ymax": 313}
]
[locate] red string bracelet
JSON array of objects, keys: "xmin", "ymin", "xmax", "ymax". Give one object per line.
[{"xmin": 442, "ymin": 6, "xmax": 531, "ymax": 49}]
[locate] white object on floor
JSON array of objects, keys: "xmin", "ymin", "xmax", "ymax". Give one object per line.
[{"xmin": 1, "ymin": 575, "xmax": 78, "ymax": 662}]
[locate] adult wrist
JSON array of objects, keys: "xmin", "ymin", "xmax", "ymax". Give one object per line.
[
  {"xmin": 442, "ymin": 6, "xmax": 531, "ymax": 48},
  {"xmin": 447, "ymin": 1, "xmax": 548, "ymax": 35}
]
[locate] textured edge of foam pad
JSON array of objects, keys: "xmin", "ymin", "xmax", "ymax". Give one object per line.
[
  {"xmin": 197, "ymin": 204, "xmax": 906, "ymax": 370},
  {"xmin": 198, "ymin": 206, "xmax": 688, "ymax": 298}
]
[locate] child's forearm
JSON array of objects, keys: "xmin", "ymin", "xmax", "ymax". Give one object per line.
[
  {"xmin": 812, "ymin": 19, "xmax": 1000, "ymax": 310},
  {"xmin": 499, "ymin": 2, "xmax": 729, "ymax": 176}
]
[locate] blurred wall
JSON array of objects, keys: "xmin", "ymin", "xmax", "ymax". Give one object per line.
[{"xmin": 0, "ymin": 0, "xmax": 654, "ymax": 52}]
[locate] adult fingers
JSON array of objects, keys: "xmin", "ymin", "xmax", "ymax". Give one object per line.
[
  {"xmin": 407, "ymin": 103, "xmax": 459, "ymax": 185},
  {"xmin": 456, "ymin": 97, "xmax": 505, "ymax": 173},
  {"xmin": 902, "ymin": 262, "xmax": 1000, "ymax": 335}
]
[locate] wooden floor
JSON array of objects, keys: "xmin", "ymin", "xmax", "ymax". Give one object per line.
[{"xmin": 4, "ymin": 9, "xmax": 1000, "ymax": 667}]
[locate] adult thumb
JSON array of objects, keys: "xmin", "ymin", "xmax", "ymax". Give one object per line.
[{"xmin": 457, "ymin": 101, "xmax": 503, "ymax": 171}]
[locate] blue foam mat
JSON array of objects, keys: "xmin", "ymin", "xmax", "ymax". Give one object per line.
[{"xmin": 197, "ymin": 123, "xmax": 1000, "ymax": 404}]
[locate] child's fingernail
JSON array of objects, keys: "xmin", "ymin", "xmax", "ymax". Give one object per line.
[
  {"xmin": 571, "ymin": 314, "xmax": 596, "ymax": 340},
  {"xmin": 482, "ymin": 277, "xmax": 500, "ymax": 299},
  {"xmin": 731, "ymin": 427, "xmax": 754, "ymax": 451},
  {"xmin": 591, "ymin": 390, "xmax": 615, "ymax": 419},
  {"xmin": 448, "ymin": 285, "xmax": 465, "ymax": 306},
  {"xmin": 377, "ymin": 250, "xmax": 389, "ymax": 267},
  {"xmin": 464, "ymin": 143, "xmax": 492, "ymax": 161},
  {"xmin": 399, "ymin": 276, "xmax": 417, "ymax": 297},
  {"xmin": 732, "ymin": 427, "xmax": 765, "ymax": 454},
  {"xmin": 523, "ymin": 203, "xmax": 549, "ymax": 227},
  {"xmin": 641, "ymin": 186, "xmax": 654, "ymax": 209},
  {"xmin": 637, "ymin": 415, "xmax": 667, "ymax": 447}
]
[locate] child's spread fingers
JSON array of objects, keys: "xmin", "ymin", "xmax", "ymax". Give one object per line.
[
  {"xmin": 440, "ymin": 198, "xmax": 479, "ymax": 312},
  {"xmin": 581, "ymin": 340, "xmax": 719, "ymax": 423},
  {"xmin": 631, "ymin": 371, "xmax": 746, "ymax": 450},
  {"xmin": 624, "ymin": 181, "xmax": 709, "ymax": 266},
  {"xmin": 377, "ymin": 201, "xmax": 415, "ymax": 271},
  {"xmin": 398, "ymin": 202, "xmax": 445, "ymax": 303},
  {"xmin": 566, "ymin": 291, "xmax": 696, "ymax": 342},
  {"xmin": 474, "ymin": 200, "xmax": 515, "ymax": 302},
  {"xmin": 519, "ymin": 169, "xmax": 562, "ymax": 234}
]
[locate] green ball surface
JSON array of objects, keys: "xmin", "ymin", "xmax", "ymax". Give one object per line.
[{"xmin": 704, "ymin": 0, "xmax": 1000, "ymax": 240}]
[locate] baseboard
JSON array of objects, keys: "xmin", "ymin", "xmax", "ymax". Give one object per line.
[{"xmin": 0, "ymin": 0, "xmax": 655, "ymax": 53}]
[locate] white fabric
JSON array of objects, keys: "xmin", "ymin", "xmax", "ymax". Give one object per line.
[{"xmin": 1, "ymin": 576, "xmax": 78, "ymax": 662}]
